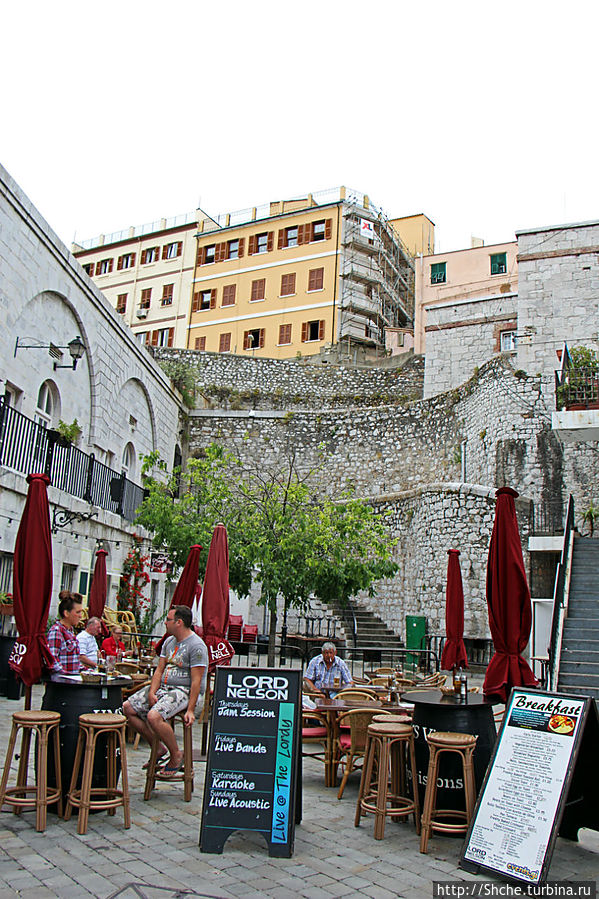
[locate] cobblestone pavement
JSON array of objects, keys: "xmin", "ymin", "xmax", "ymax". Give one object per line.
[{"xmin": 0, "ymin": 689, "xmax": 597, "ymax": 898}]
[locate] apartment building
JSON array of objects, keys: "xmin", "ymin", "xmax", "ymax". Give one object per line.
[{"xmin": 74, "ymin": 188, "xmax": 418, "ymax": 360}]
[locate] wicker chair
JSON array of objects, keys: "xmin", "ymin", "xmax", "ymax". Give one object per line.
[
  {"xmin": 301, "ymin": 708, "xmax": 328, "ymax": 767},
  {"xmin": 374, "ymin": 667, "xmax": 395, "ymax": 676},
  {"xmin": 335, "ymin": 689, "xmax": 378, "ymax": 702},
  {"xmin": 335, "ymin": 708, "xmax": 391, "ymax": 799}
]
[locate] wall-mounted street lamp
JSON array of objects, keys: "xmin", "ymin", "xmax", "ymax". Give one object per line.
[
  {"xmin": 14, "ymin": 335, "xmax": 87, "ymax": 370},
  {"xmin": 52, "ymin": 505, "xmax": 98, "ymax": 533}
]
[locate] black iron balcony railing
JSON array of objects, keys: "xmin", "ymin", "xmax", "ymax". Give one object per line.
[
  {"xmin": 555, "ymin": 367, "xmax": 599, "ymax": 411},
  {"xmin": 0, "ymin": 397, "xmax": 145, "ymax": 522}
]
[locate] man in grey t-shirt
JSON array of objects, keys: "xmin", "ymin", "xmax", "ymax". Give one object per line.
[{"xmin": 124, "ymin": 605, "xmax": 208, "ymax": 774}]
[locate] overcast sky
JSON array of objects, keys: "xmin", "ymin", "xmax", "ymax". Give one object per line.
[{"xmin": 3, "ymin": 1, "xmax": 598, "ymax": 253}]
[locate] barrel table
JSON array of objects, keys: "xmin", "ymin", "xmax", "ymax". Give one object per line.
[
  {"xmin": 41, "ymin": 675, "xmax": 130, "ymax": 806},
  {"xmin": 402, "ymin": 689, "xmax": 497, "ymax": 813}
]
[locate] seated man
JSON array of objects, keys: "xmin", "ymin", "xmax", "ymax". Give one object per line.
[
  {"xmin": 47, "ymin": 591, "xmax": 84, "ymax": 676},
  {"xmin": 102, "ymin": 626, "xmax": 128, "ymax": 659},
  {"xmin": 77, "ymin": 616, "xmax": 101, "ymax": 669},
  {"xmin": 304, "ymin": 642, "xmax": 353, "ymax": 698},
  {"xmin": 123, "ymin": 605, "xmax": 208, "ymax": 774}
]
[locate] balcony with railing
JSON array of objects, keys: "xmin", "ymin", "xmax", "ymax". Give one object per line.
[
  {"xmin": 552, "ymin": 367, "xmax": 599, "ymax": 442},
  {"xmin": 0, "ymin": 397, "xmax": 145, "ymax": 522}
]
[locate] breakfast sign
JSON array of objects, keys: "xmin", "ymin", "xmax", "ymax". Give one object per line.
[
  {"xmin": 461, "ymin": 688, "xmax": 599, "ymax": 884},
  {"xmin": 199, "ymin": 667, "xmax": 302, "ymax": 857}
]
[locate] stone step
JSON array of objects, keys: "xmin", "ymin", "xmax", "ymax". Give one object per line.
[
  {"xmin": 559, "ymin": 659, "xmax": 599, "ymax": 675},
  {"xmin": 557, "ymin": 670, "xmax": 599, "ymax": 689},
  {"xmin": 555, "ymin": 682, "xmax": 599, "ymax": 699},
  {"xmin": 563, "ymin": 618, "xmax": 599, "ymax": 632},
  {"xmin": 560, "ymin": 647, "xmax": 599, "ymax": 663}
]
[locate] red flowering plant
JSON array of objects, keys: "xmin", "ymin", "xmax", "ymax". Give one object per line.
[{"xmin": 116, "ymin": 536, "xmax": 151, "ymax": 629}]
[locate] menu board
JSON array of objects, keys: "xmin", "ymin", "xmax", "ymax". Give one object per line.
[
  {"xmin": 199, "ymin": 667, "xmax": 301, "ymax": 857},
  {"xmin": 461, "ymin": 689, "xmax": 592, "ymax": 885}
]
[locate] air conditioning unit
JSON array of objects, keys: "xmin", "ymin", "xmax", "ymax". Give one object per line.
[{"xmin": 136, "ymin": 308, "xmax": 148, "ymax": 319}]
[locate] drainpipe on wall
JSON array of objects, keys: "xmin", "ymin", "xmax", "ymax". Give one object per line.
[
  {"xmin": 330, "ymin": 202, "xmax": 341, "ymax": 347},
  {"xmin": 461, "ymin": 439, "xmax": 467, "ymax": 482}
]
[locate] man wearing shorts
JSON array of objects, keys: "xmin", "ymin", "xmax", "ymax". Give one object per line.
[{"xmin": 124, "ymin": 605, "xmax": 208, "ymax": 774}]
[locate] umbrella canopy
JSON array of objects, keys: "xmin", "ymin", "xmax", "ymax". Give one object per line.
[
  {"xmin": 440, "ymin": 549, "xmax": 468, "ymax": 671},
  {"xmin": 202, "ymin": 524, "xmax": 234, "ymax": 670},
  {"xmin": 483, "ymin": 487, "xmax": 538, "ymax": 702},
  {"xmin": 88, "ymin": 548, "xmax": 108, "ymax": 620},
  {"xmin": 154, "ymin": 544, "xmax": 202, "ymax": 655},
  {"xmin": 9, "ymin": 473, "xmax": 55, "ymax": 686}
]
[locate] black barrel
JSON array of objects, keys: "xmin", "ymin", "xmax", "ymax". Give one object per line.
[
  {"xmin": 0, "ymin": 635, "xmax": 24, "ymax": 700},
  {"xmin": 406, "ymin": 690, "xmax": 496, "ymax": 814},
  {"xmin": 41, "ymin": 679, "xmax": 124, "ymax": 805}
]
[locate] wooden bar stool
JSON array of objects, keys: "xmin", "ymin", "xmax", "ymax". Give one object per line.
[
  {"xmin": 355, "ymin": 721, "xmax": 420, "ymax": 840},
  {"xmin": 64, "ymin": 713, "xmax": 130, "ymax": 835},
  {"xmin": 0, "ymin": 710, "xmax": 62, "ymax": 832},
  {"xmin": 420, "ymin": 731, "xmax": 477, "ymax": 854},
  {"xmin": 144, "ymin": 713, "xmax": 193, "ymax": 802}
]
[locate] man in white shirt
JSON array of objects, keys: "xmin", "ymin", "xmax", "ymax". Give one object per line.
[{"xmin": 77, "ymin": 616, "xmax": 102, "ymax": 669}]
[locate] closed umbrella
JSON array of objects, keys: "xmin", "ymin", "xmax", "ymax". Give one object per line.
[
  {"xmin": 202, "ymin": 524, "xmax": 234, "ymax": 670},
  {"xmin": 154, "ymin": 544, "xmax": 202, "ymax": 655},
  {"xmin": 483, "ymin": 487, "xmax": 538, "ymax": 702},
  {"xmin": 88, "ymin": 548, "xmax": 108, "ymax": 636},
  {"xmin": 9, "ymin": 474, "xmax": 55, "ymax": 704},
  {"xmin": 440, "ymin": 549, "xmax": 468, "ymax": 671}
]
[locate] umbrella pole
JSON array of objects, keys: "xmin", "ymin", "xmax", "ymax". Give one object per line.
[{"xmin": 24, "ymin": 684, "xmax": 31, "ymax": 710}]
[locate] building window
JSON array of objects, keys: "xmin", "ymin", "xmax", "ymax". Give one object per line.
[
  {"xmin": 97, "ymin": 258, "xmax": 113, "ymax": 275},
  {"xmin": 219, "ymin": 333, "xmax": 231, "ymax": 353},
  {"xmin": 83, "ymin": 262, "xmax": 95, "ymax": 277},
  {"xmin": 116, "ymin": 294, "xmax": 127, "ymax": 314},
  {"xmin": 243, "ymin": 328, "xmax": 265, "ymax": 350},
  {"xmin": 194, "ymin": 336, "xmax": 206, "ymax": 351},
  {"xmin": 141, "ymin": 247, "xmax": 159, "ymax": 264},
  {"xmin": 163, "ymin": 241, "xmax": 182, "ymax": 260},
  {"xmin": 117, "ymin": 252, "xmax": 135, "ymax": 270},
  {"xmin": 122, "ymin": 442, "xmax": 135, "ymax": 478},
  {"xmin": 280, "ymin": 273, "xmax": 296, "ymax": 296},
  {"xmin": 61, "ymin": 563, "xmax": 77, "ymax": 592},
  {"xmin": 500, "ymin": 330, "xmax": 517, "ymax": 352},
  {"xmin": 491, "ymin": 252, "xmax": 507, "ymax": 275},
  {"xmin": 193, "ymin": 289, "xmax": 215, "ymax": 312},
  {"xmin": 301, "ymin": 320, "xmax": 325, "ymax": 342},
  {"xmin": 227, "ymin": 239, "xmax": 239, "ymax": 260},
  {"xmin": 161, "ymin": 284, "xmax": 174, "ymax": 306},
  {"xmin": 222, "ymin": 285, "xmax": 236, "ymax": 306},
  {"xmin": 281, "ymin": 226, "xmax": 298, "ymax": 248},
  {"xmin": 278, "ymin": 324, "xmax": 292, "ymax": 345},
  {"xmin": 251, "ymin": 232, "xmax": 271, "ymax": 254},
  {"xmin": 136, "ymin": 332, "xmax": 147, "ymax": 345},
  {"xmin": 140, "ymin": 288, "xmax": 152, "ymax": 309},
  {"xmin": 308, "ymin": 268, "xmax": 324, "ymax": 291},
  {"xmin": 312, "ymin": 220, "xmax": 326, "ymax": 241},
  {"xmin": 430, "ymin": 262, "xmax": 446, "ymax": 284},
  {"xmin": 202, "ymin": 244, "xmax": 216, "ymax": 265},
  {"xmin": 251, "ymin": 279, "xmax": 266, "ymax": 302},
  {"xmin": 35, "ymin": 380, "xmax": 59, "ymax": 429},
  {"xmin": 152, "ymin": 328, "xmax": 174, "ymax": 347}
]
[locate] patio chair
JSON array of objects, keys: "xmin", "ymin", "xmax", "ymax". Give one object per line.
[
  {"xmin": 242, "ymin": 624, "xmax": 258, "ymax": 643},
  {"xmin": 335, "ymin": 689, "xmax": 378, "ymax": 702},
  {"xmin": 374, "ymin": 667, "xmax": 395, "ymax": 676},
  {"xmin": 301, "ymin": 708, "xmax": 328, "ymax": 767},
  {"xmin": 334, "ymin": 708, "xmax": 392, "ymax": 799},
  {"xmin": 228, "ymin": 615, "xmax": 243, "ymax": 642}
]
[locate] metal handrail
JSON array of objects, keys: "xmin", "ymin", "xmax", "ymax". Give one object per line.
[{"xmin": 548, "ymin": 494, "xmax": 575, "ymax": 689}]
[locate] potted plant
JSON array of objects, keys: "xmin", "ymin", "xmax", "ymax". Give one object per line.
[
  {"xmin": 560, "ymin": 346, "xmax": 599, "ymax": 410},
  {"xmin": 52, "ymin": 418, "xmax": 83, "ymax": 447},
  {"xmin": 581, "ymin": 502, "xmax": 599, "ymax": 537}
]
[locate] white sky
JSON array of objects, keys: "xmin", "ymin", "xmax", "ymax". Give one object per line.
[{"xmin": 3, "ymin": 0, "xmax": 598, "ymax": 253}]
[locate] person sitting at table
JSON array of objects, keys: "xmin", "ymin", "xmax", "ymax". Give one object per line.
[
  {"xmin": 304, "ymin": 642, "xmax": 353, "ymax": 698},
  {"xmin": 123, "ymin": 605, "xmax": 208, "ymax": 775},
  {"xmin": 76, "ymin": 616, "xmax": 102, "ymax": 669},
  {"xmin": 47, "ymin": 591, "xmax": 84, "ymax": 676},
  {"xmin": 102, "ymin": 626, "xmax": 129, "ymax": 659}
]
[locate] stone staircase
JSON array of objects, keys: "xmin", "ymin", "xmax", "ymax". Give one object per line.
[
  {"xmin": 333, "ymin": 602, "xmax": 404, "ymax": 658},
  {"xmin": 557, "ymin": 536, "xmax": 599, "ymax": 699}
]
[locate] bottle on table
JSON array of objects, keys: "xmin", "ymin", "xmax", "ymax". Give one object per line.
[{"xmin": 453, "ymin": 667, "xmax": 462, "ymax": 692}]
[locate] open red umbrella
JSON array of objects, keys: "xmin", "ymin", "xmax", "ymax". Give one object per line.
[
  {"xmin": 88, "ymin": 548, "xmax": 108, "ymax": 636},
  {"xmin": 154, "ymin": 544, "xmax": 202, "ymax": 655},
  {"xmin": 202, "ymin": 524, "xmax": 234, "ymax": 670},
  {"xmin": 9, "ymin": 474, "xmax": 55, "ymax": 697},
  {"xmin": 483, "ymin": 487, "xmax": 538, "ymax": 702},
  {"xmin": 440, "ymin": 549, "xmax": 468, "ymax": 671}
]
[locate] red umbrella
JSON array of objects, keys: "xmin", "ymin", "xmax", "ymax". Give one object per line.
[
  {"xmin": 9, "ymin": 474, "xmax": 55, "ymax": 694},
  {"xmin": 483, "ymin": 487, "xmax": 538, "ymax": 702},
  {"xmin": 202, "ymin": 524, "xmax": 234, "ymax": 670},
  {"xmin": 88, "ymin": 548, "xmax": 108, "ymax": 635},
  {"xmin": 154, "ymin": 544, "xmax": 202, "ymax": 654},
  {"xmin": 440, "ymin": 549, "xmax": 468, "ymax": 671}
]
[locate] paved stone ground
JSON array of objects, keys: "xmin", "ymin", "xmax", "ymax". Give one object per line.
[{"xmin": 0, "ymin": 688, "xmax": 597, "ymax": 899}]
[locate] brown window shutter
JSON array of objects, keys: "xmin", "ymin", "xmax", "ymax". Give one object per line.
[
  {"xmin": 217, "ymin": 242, "xmax": 227, "ymax": 262},
  {"xmin": 325, "ymin": 219, "xmax": 332, "ymax": 240},
  {"xmin": 151, "ymin": 330, "xmax": 159, "ymax": 346},
  {"xmin": 301, "ymin": 322, "xmax": 307, "ymax": 343},
  {"xmin": 238, "ymin": 238, "xmax": 244, "ymax": 258},
  {"xmin": 278, "ymin": 230, "xmax": 284, "ymax": 250},
  {"xmin": 267, "ymin": 231, "xmax": 274, "ymax": 251},
  {"xmin": 144, "ymin": 332, "xmax": 151, "ymax": 345},
  {"xmin": 130, "ymin": 253, "xmax": 136, "ymax": 267},
  {"xmin": 259, "ymin": 329, "xmax": 265, "ymax": 348},
  {"xmin": 243, "ymin": 331, "xmax": 250, "ymax": 350},
  {"xmin": 319, "ymin": 320, "xmax": 325, "ymax": 340},
  {"xmin": 297, "ymin": 224, "xmax": 304, "ymax": 245},
  {"xmin": 167, "ymin": 328, "xmax": 174, "ymax": 347},
  {"xmin": 192, "ymin": 292, "xmax": 200, "ymax": 312},
  {"xmin": 197, "ymin": 246, "xmax": 205, "ymax": 265},
  {"xmin": 162, "ymin": 245, "xmax": 169, "ymax": 260},
  {"xmin": 248, "ymin": 235, "xmax": 256, "ymax": 255},
  {"xmin": 117, "ymin": 256, "xmax": 123, "ymax": 271},
  {"xmin": 210, "ymin": 289, "xmax": 216, "ymax": 309},
  {"xmin": 141, "ymin": 249, "xmax": 147, "ymax": 265},
  {"xmin": 88, "ymin": 263, "xmax": 95, "ymax": 276},
  {"xmin": 108, "ymin": 258, "xmax": 113, "ymax": 273},
  {"xmin": 177, "ymin": 242, "xmax": 182, "ymax": 257}
]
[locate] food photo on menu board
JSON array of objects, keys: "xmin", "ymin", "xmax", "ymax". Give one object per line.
[{"xmin": 461, "ymin": 690, "xmax": 587, "ymax": 885}]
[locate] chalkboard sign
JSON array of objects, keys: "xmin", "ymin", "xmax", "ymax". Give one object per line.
[
  {"xmin": 461, "ymin": 688, "xmax": 599, "ymax": 885},
  {"xmin": 199, "ymin": 667, "xmax": 302, "ymax": 857}
]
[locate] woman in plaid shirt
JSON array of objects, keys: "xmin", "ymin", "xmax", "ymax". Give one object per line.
[{"xmin": 47, "ymin": 591, "xmax": 84, "ymax": 675}]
